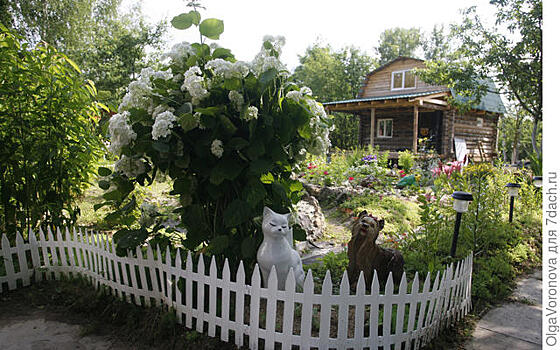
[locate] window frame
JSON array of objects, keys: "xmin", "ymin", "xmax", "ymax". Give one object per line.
[
  {"xmin": 377, "ymin": 118, "xmax": 393, "ymax": 138},
  {"xmin": 391, "ymin": 69, "xmax": 416, "ymax": 90}
]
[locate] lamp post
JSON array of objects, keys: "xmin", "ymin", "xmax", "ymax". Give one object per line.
[
  {"xmin": 533, "ymin": 176, "xmax": 542, "ymax": 188},
  {"xmin": 506, "ymin": 183, "xmax": 521, "ymax": 223},
  {"xmin": 450, "ymin": 191, "xmax": 473, "ymax": 258}
]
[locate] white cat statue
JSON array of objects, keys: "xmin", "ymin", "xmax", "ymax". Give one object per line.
[{"xmin": 257, "ymin": 207, "xmax": 305, "ymax": 290}]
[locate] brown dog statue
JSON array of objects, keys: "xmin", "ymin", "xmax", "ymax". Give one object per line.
[{"xmin": 347, "ymin": 211, "xmax": 405, "ymax": 290}]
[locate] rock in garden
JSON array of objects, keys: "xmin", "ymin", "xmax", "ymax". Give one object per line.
[{"xmin": 296, "ymin": 194, "xmax": 326, "ymax": 241}]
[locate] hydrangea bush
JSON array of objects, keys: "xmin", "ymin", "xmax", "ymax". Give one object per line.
[{"xmin": 98, "ymin": 10, "xmax": 332, "ymax": 264}]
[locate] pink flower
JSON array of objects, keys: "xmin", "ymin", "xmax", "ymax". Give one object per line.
[
  {"xmin": 323, "ymin": 171, "xmax": 329, "ymax": 175},
  {"xmin": 432, "ymin": 167, "xmax": 442, "ymax": 177},
  {"xmin": 348, "ymin": 176, "xmax": 354, "ymax": 181}
]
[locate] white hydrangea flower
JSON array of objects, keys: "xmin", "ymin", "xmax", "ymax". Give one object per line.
[
  {"xmin": 108, "ymin": 111, "xmax": 136, "ymax": 154},
  {"xmin": 153, "ymin": 69, "xmax": 173, "ymax": 80},
  {"xmin": 211, "ymin": 139, "xmax": 224, "ymax": 158},
  {"xmin": 252, "ymin": 55, "xmax": 286, "ymax": 76},
  {"xmin": 114, "ymin": 155, "xmax": 145, "ymax": 178},
  {"xmin": 140, "ymin": 67, "xmax": 155, "ymax": 82},
  {"xmin": 181, "ymin": 66, "xmax": 209, "ymax": 105},
  {"xmin": 251, "ymin": 36, "xmax": 287, "ymax": 76},
  {"xmin": 205, "ymin": 59, "xmax": 234, "ymax": 78},
  {"xmin": 118, "ymin": 79, "xmax": 152, "ymax": 112},
  {"xmin": 205, "ymin": 59, "xmax": 250, "ymax": 79},
  {"xmin": 151, "ymin": 105, "xmax": 175, "ymax": 119},
  {"xmin": 165, "ymin": 42, "xmax": 196, "ymax": 63},
  {"xmin": 286, "ymin": 90, "xmax": 303, "ymax": 102},
  {"xmin": 194, "ymin": 112, "xmax": 205, "ymax": 129},
  {"xmin": 300, "ymin": 86, "xmax": 312, "ymax": 96},
  {"xmin": 243, "ymin": 106, "xmax": 259, "ymax": 121},
  {"xmin": 233, "ymin": 61, "xmax": 250, "ymax": 78},
  {"xmin": 228, "ymin": 90, "xmax": 244, "ymax": 112},
  {"xmin": 262, "ymin": 35, "xmax": 286, "ymax": 55},
  {"xmin": 152, "ymin": 111, "xmax": 177, "ymax": 140}
]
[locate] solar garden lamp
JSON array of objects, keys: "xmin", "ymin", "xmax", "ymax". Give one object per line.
[
  {"xmin": 450, "ymin": 191, "xmax": 473, "ymax": 258},
  {"xmin": 506, "ymin": 183, "xmax": 521, "ymax": 223},
  {"xmin": 533, "ymin": 176, "xmax": 543, "ymax": 188}
]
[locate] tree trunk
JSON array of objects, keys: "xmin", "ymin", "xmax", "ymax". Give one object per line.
[{"xmin": 531, "ymin": 117, "xmax": 541, "ymax": 158}]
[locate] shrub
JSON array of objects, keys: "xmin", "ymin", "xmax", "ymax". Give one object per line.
[
  {"xmin": 397, "ymin": 150, "xmax": 415, "ymax": 173},
  {"xmin": 405, "ymin": 163, "xmax": 542, "ymax": 310},
  {"xmin": 0, "ymin": 25, "xmax": 104, "ymax": 236},
  {"xmin": 98, "ymin": 10, "xmax": 332, "ymax": 266}
]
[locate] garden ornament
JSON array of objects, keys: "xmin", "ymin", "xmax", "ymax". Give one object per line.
[
  {"xmin": 257, "ymin": 207, "xmax": 305, "ymax": 290},
  {"xmin": 347, "ymin": 211, "xmax": 404, "ymax": 289}
]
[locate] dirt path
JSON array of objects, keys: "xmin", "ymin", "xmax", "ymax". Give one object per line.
[{"xmin": 0, "ymin": 307, "xmax": 132, "ymax": 350}]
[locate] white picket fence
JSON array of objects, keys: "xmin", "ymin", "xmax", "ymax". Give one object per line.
[{"xmin": 0, "ymin": 227, "xmax": 472, "ymax": 349}]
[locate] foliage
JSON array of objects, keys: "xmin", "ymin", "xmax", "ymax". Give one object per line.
[
  {"xmin": 292, "ymin": 44, "xmax": 376, "ymax": 149},
  {"xmin": 404, "ymin": 163, "xmax": 542, "ymax": 309},
  {"xmin": 497, "ymin": 110, "xmax": 541, "ymax": 164},
  {"xmin": 98, "ymin": 9, "xmax": 332, "ymax": 266},
  {"xmin": 417, "ymin": 0, "xmax": 542, "ymax": 156},
  {"xmin": 2, "ymin": 0, "xmax": 167, "ymax": 110},
  {"xmin": 340, "ymin": 194, "xmax": 421, "ymax": 239},
  {"xmin": 397, "ymin": 150, "xmax": 415, "ymax": 173},
  {"xmin": 2, "ymin": 0, "xmax": 111, "ymax": 50},
  {"xmin": 421, "ymin": 24, "xmax": 451, "ymax": 61},
  {"xmin": 75, "ymin": 5, "xmax": 167, "ymax": 108},
  {"xmin": 304, "ymin": 251, "xmax": 349, "ymax": 294},
  {"xmin": 376, "ymin": 27, "xmax": 422, "ymax": 64},
  {"xmin": 0, "ymin": 25, "xmax": 104, "ymax": 236},
  {"xmin": 301, "ymin": 147, "xmax": 391, "ymax": 188}
]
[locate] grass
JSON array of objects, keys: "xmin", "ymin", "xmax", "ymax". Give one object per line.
[
  {"xmin": 76, "ymin": 176, "xmax": 178, "ymax": 230},
  {"xmin": 338, "ymin": 193, "xmax": 421, "ymax": 237}
]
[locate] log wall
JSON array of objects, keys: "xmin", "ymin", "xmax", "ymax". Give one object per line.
[
  {"xmin": 359, "ymin": 59, "xmax": 448, "ymax": 98},
  {"xmin": 453, "ymin": 112, "xmax": 499, "ymax": 161},
  {"xmin": 358, "ymin": 108, "xmax": 499, "ymax": 161}
]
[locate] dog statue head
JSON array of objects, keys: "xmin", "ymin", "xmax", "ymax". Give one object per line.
[{"xmin": 352, "ymin": 210, "xmax": 385, "ymax": 241}]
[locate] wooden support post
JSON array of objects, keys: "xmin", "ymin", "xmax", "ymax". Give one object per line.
[
  {"xmin": 413, "ymin": 105, "xmax": 418, "ymax": 153},
  {"xmin": 370, "ymin": 108, "xmax": 376, "ymax": 147}
]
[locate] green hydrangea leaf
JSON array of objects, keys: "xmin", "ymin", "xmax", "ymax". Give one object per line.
[{"xmin": 199, "ymin": 18, "xmax": 224, "ymax": 40}]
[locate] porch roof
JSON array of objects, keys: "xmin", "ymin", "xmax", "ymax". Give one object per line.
[{"xmin": 322, "ymin": 89, "xmax": 448, "ymax": 106}]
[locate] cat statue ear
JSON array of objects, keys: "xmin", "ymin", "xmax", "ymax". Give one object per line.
[{"xmin": 263, "ymin": 206, "xmax": 274, "ymax": 218}]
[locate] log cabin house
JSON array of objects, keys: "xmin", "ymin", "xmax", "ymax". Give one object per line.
[{"xmin": 323, "ymin": 57, "xmax": 506, "ymax": 161}]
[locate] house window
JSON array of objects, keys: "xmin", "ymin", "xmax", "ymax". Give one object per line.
[
  {"xmin": 391, "ymin": 70, "xmax": 416, "ymax": 90},
  {"xmin": 477, "ymin": 117, "xmax": 484, "ymax": 127},
  {"xmin": 378, "ymin": 119, "xmax": 393, "ymax": 138}
]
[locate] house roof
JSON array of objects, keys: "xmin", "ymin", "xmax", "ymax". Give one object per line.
[
  {"xmin": 324, "ymin": 56, "xmax": 506, "ymax": 114},
  {"xmin": 322, "ymin": 90, "xmax": 448, "ymax": 106},
  {"xmin": 451, "ymin": 79, "xmax": 506, "ymax": 114}
]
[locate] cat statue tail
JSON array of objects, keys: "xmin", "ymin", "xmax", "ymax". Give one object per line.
[
  {"xmin": 286, "ymin": 227, "xmax": 294, "ymax": 248},
  {"xmin": 294, "ymin": 261, "xmax": 306, "ymax": 289}
]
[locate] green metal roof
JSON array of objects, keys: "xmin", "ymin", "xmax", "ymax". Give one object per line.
[
  {"xmin": 323, "ymin": 82, "xmax": 506, "ymax": 115},
  {"xmin": 451, "ymin": 79, "xmax": 506, "ymax": 114},
  {"xmin": 322, "ymin": 90, "xmax": 448, "ymax": 105}
]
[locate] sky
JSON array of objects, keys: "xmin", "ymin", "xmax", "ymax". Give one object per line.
[{"xmin": 122, "ymin": 0, "xmax": 498, "ymax": 71}]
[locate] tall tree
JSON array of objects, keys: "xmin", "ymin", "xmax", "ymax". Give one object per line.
[
  {"xmin": 421, "ymin": 24, "xmax": 451, "ymax": 60},
  {"xmin": 375, "ymin": 27, "xmax": 421, "ymax": 64},
  {"xmin": 3, "ymin": 0, "xmax": 167, "ymax": 108},
  {"xmin": 76, "ymin": 5, "xmax": 167, "ymax": 107},
  {"xmin": 293, "ymin": 44, "xmax": 376, "ymax": 149},
  {"xmin": 417, "ymin": 0, "xmax": 542, "ymax": 159}
]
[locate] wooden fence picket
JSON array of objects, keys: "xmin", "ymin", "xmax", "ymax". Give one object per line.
[
  {"xmin": 233, "ymin": 260, "xmax": 245, "ymax": 348},
  {"xmin": 220, "ymin": 258, "xmax": 232, "ymax": 343},
  {"xmin": 248, "ymin": 264, "xmax": 261, "ymax": 349},
  {"xmin": 28, "ymin": 230, "xmax": 42, "ymax": 282},
  {"xmin": 0, "ymin": 227, "xmax": 474, "ymax": 350},
  {"xmin": 15, "ymin": 232, "xmax": 30, "ymax": 287}
]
